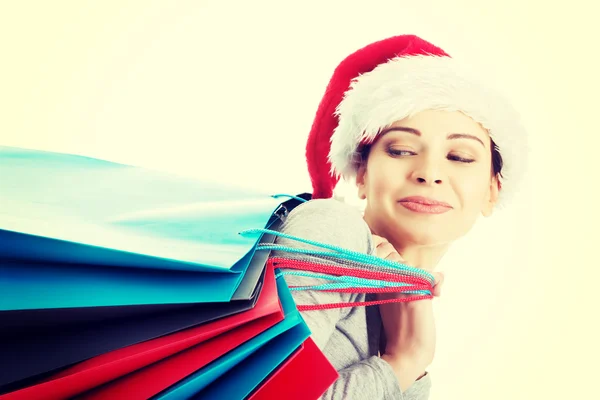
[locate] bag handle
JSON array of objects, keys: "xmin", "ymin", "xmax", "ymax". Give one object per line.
[
  {"xmin": 241, "ymin": 228, "xmax": 434, "ymax": 282},
  {"xmin": 240, "ymin": 227, "xmax": 435, "ymax": 311},
  {"xmin": 268, "ymin": 257, "xmax": 432, "ymax": 311}
]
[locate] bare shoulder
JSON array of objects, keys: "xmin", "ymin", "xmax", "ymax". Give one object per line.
[{"xmin": 276, "ymin": 198, "xmax": 372, "ymax": 254}]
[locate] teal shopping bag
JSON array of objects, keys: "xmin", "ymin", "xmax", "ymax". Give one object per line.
[
  {"xmin": 0, "ymin": 146, "xmax": 283, "ymax": 272},
  {"xmin": 0, "ymin": 146, "xmax": 287, "ymax": 310}
]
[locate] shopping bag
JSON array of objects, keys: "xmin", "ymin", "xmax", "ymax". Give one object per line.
[
  {"xmin": 77, "ymin": 268, "xmax": 303, "ymax": 400},
  {"xmin": 0, "ymin": 262, "xmax": 283, "ymax": 400},
  {"xmin": 0, "ymin": 227, "xmax": 282, "ymax": 311},
  {"xmin": 0, "ymin": 264, "xmax": 265, "ymax": 392},
  {"xmin": 0, "ymin": 146, "xmax": 343, "ymax": 399},
  {"xmin": 0, "ymin": 146, "xmax": 286, "ymax": 313},
  {"xmin": 0, "ymin": 256, "xmax": 264, "ymax": 336},
  {"xmin": 0, "ymin": 146, "xmax": 284, "ymax": 273},
  {"xmin": 0, "ymin": 219, "xmax": 292, "ymax": 391},
  {"xmin": 248, "ymin": 337, "xmax": 339, "ymax": 400},
  {"xmin": 0, "ymin": 257, "xmax": 250, "ymax": 310},
  {"xmin": 151, "ymin": 270, "xmax": 307, "ymax": 400},
  {"xmin": 188, "ymin": 309, "xmax": 310, "ymax": 400},
  {"xmin": 0, "ymin": 225, "xmax": 280, "ymax": 311}
]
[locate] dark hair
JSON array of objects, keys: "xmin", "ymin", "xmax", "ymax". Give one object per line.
[
  {"xmin": 490, "ymin": 140, "xmax": 503, "ymax": 179},
  {"xmin": 358, "ymin": 139, "xmax": 504, "ymax": 178}
]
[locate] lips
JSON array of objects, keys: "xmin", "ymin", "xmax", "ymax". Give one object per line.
[{"xmin": 398, "ymin": 196, "xmax": 453, "ymax": 214}]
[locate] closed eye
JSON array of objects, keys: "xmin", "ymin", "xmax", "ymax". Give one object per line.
[{"xmin": 448, "ymin": 154, "xmax": 475, "ymax": 163}]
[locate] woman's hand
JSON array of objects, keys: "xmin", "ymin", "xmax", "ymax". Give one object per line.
[{"xmin": 371, "ymin": 234, "xmax": 444, "ymax": 392}]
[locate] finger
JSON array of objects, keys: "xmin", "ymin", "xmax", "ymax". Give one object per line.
[
  {"xmin": 371, "ymin": 234, "xmax": 387, "ymax": 248},
  {"xmin": 371, "ymin": 235, "xmax": 405, "ymax": 262},
  {"xmin": 376, "ymin": 242, "xmax": 398, "ymax": 258},
  {"xmin": 381, "ymin": 248, "xmax": 405, "ymax": 263},
  {"xmin": 386, "ymin": 251, "xmax": 405, "ymax": 263},
  {"xmin": 373, "ymin": 240, "xmax": 401, "ymax": 258}
]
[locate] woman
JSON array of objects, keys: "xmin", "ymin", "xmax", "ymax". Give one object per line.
[{"xmin": 272, "ymin": 35, "xmax": 527, "ymax": 400}]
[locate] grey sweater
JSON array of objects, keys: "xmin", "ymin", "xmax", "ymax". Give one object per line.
[{"xmin": 272, "ymin": 198, "xmax": 431, "ymax": 400}]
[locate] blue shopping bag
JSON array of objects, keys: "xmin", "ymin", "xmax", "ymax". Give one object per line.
[{"xmin": 0, "ymin": 246, "xmax": 254, "ymax": 310}]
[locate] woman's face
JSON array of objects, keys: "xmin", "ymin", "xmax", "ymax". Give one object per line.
[{"xmin": 357, "ymin": 109, "xmax": 500, "ymax": 247}]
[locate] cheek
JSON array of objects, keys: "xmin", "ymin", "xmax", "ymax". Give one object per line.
[
  {"xmin": 366, "ymin": 160, "xmax": 400, "ymax": 195},
  {"xmin": 455, "ymin": 172, "xmax": 491, "ymax": 208}
]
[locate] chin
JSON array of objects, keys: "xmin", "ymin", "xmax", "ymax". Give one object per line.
[
  {"xmin": 389, "ymin": 215, "xmax": 458, "ymax": 247},
  {"xmin": 399, "ymin": 228, "xmax": 450, "ymax": 247},
  {"xmin": 392, "ymin": 207, "xmax": 470, "ymax": 243}
]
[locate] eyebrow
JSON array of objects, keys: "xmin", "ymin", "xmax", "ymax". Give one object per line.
[{"xmin": 379, "ymin": 126, "xmax": 486, "ymax": 147}]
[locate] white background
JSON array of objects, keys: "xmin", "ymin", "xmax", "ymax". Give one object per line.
[{"xmin": 1, "ymin": 1, "xmax": 597, "ymax": 398}]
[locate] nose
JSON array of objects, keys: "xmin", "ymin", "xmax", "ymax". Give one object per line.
[
  {"xmin": 416, "ymin": 176, "xmax": 442, "ymax": 185},
  {"xmin": 411, "ymin": 158, "xmax": 444, "ymax": 186}
]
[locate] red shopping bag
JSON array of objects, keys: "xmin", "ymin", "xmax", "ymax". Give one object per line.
[
  {"xmin": 249, "ymin": 337, "xmax": 339, "ymax": 400},
  {"xmin": 0, "ymin": 262, "xmax": 282, "ymax": 400},
  {"xmin": 77, "ymin": 300, "xmax": 285, "ymax": 400}
]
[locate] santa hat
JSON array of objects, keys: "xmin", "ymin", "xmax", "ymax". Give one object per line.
[{"xmin": 305, "ymin": 34, "xmax": 527, "ymax": 208}]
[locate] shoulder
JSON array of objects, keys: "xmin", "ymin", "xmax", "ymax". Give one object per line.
[
  {"xmin": 276, "ymin": 198, "xmax": 373, "ymax": 255},
  {"xmin": 286, "ymin": 198, "xmax": 364, "ymax": 222}
]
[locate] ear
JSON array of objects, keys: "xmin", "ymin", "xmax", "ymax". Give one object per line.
[
  {"xmin": 482, "ymin": 175, "xmax": 500, "ymax": 217},
  {"xmin": 356, "ymin": 164, "xmax": 367, "ymax": 200}
]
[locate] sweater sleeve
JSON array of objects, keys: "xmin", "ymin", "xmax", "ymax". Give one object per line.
[{"xmin": 271, "ymin": 199, "xmax": 431, "ymax": 400}]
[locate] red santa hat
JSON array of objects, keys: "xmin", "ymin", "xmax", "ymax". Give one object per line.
[{"xmin": 305, "ymin": 34, "xmax": 527, "ymax": 208}]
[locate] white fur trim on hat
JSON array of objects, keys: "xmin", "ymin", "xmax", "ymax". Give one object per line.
[{"xmin": 328, "ymin": 54, "xmax": 528, "ymax": 208}]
